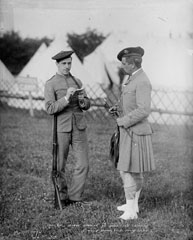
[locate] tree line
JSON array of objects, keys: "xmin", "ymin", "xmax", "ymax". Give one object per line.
[{"xmin": 0, "ymin": 29, "xmax": 107, "ymax": 75}]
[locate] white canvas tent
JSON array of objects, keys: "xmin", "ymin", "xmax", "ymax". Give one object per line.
[
  {"xmin": 19, "ymin": 42, "xmax": 48, "ymax": 78},
  {"xmin": 0, "ymin": 59, "xmax": 16, "ymax": 93},
  {"xmin": 18, "ymin": 35, "xmax": 106, "ymax": 98},
  {"xmin": 99, "ymin": 32, "xmax": 193, "ymax": 91},
  {"xmin": 83, "ymin": 45, "xmax": 120, "ymax": 88},
  {"xmin": 0, "ymin": 60, "xmax": 24, "ymax": 108},
  {"xmin": 142, "ymin": 38, "xmax": 192, "ymax": 90},
  {"xmin": 98, "ymin": 31, "xmax": 132, "ymax": 69}
]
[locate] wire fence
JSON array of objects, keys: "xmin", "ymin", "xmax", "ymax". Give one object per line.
[{"xmin": 0, "ymin": 77, "xmax": 193, "ymax": 129}]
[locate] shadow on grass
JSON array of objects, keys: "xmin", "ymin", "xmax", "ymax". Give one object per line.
[
  {"xmin": 140, "ymin": 191, "xmax": 173, "ymax": 209},
  {"xmin": 85, "ymin": 174, "xmax": 124, "ymax": 202},
  {"xmin": 85, "ymin": 172, "xmax": 193, "ymax": 218},
  {"xmin": 139, "ymin": 188, "xmax": 193, "ymax": 220}
]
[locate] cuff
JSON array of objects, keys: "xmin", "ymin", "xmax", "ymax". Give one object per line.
[
  {"xmin": 64, "ymin": 96, "xmax": 69, "ymax": 103},
  {"xmin": 117, "ymin": 115, "xmax": 131, "ymax": 128}
]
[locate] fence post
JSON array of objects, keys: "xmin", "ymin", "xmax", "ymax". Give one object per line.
[{"xmin": 28, "ymin": 91, "xmax": 34, "ymax": 117}]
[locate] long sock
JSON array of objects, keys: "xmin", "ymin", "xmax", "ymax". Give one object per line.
[
  {"xmin": 124, "ymin": 186, "xmax": 136, "ymax": 200},
  {"xmin": 131, "ymin": 172, "xmax": 143, "ymax": 192}
]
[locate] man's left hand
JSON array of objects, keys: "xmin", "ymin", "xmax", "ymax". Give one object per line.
[{"xmin": 116, "ymin": 118, "xmax": 123, "ymax": 126}]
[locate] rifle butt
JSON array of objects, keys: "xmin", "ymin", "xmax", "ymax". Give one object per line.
[{"xmin": 53, "ymin": 177, "xmax": 63, "ymax": 210}]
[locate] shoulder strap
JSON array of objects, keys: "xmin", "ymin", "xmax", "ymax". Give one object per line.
[{"xmin": 69, "ymin": 73, "xmax": 81, "ymax": 88}]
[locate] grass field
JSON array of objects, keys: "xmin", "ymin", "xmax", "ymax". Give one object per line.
[{"xmin": 0, "ymin": 106, "xmax": 193, "ymax": 240}]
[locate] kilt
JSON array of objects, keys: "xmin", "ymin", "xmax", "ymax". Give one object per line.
[{"xmin": 117, "ymin": 127, "xmax": 155, "ymax": 173}]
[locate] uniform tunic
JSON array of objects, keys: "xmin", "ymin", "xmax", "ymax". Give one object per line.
[
  {"xmin": 44, "ymin": 73, "xmax": 90, "ymax": 132},
  {"xmin": 117, "ymin": 69, "xmax": 155, "ymax": 173},
  {"xmin": 44, "ymin": 73, "xmax": 90, "ymax": 201}
]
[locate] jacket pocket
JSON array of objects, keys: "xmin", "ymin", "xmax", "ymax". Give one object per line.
[{"xmin": 74, "ymin": 112, "xmax": 87, "ymax": 130}]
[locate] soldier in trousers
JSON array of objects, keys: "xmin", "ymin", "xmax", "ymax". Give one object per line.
[
  {"xmin": 110, "ymin": 47, "xmax": 155, "ymax": 220},
  {"xmin": 44, "ymin": 50, "xmax": 90, "ymax": 207}
]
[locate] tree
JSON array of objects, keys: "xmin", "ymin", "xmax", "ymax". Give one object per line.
[
  {"xmin": 0, "ymin": 31, "xmax": 52, "ymax": 75},
  {"xmin": 67, "ymin": 28, "xmax": 108, "ymax": 62}
]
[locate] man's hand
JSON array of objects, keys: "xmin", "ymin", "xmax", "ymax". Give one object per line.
[
  {"xmin": 109, "ymin": 105, "xmax": 119, "ymax": 117},
  {"xmin": 116, "ymin": 118, "xmax": 123, "ymax": 126},
  {"xmin": 66, "ymin": 87, "xmax": 76, "ymax": 101}
]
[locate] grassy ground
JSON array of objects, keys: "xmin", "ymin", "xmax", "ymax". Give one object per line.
[{"xmin": 0, "ymin": 106, "xmax": 193, "ymax": 240}]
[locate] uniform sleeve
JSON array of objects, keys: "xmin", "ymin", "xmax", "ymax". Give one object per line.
[
  {"xmin": 117, "ymin": 80, "xmax": 152, "ymax": 128},
  {"xmin": 44, "ymin": 81, "xmax": 69, "ymax": 115}
]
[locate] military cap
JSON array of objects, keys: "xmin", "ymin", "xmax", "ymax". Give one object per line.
[
  {"xmin": 117, "ymin": 46, "xmax": 144, "ymax": 61},
  {"xmin": 52, "ymin": 50, "xmax": 74, "ymax": 61}
]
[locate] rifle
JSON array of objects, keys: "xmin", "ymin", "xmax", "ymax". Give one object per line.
[{"xmin": 52, "ymin": 115, "xmax": 63, "ymax": 210}]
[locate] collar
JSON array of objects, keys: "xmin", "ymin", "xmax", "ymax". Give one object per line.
[
  {"xmin": 132, "ymin": 68, "xmax": 141, "ymax": 76},
  {"xmin": 56, "ymin": 72, "xmax": 70, "ymax": 78},
  {"xmin": 130, "ymin": 68, "xmax": 143, "ymax": 81},
  {"xmin": 123, "ymin": 68, "xmax": 143, "ymax": 86}
]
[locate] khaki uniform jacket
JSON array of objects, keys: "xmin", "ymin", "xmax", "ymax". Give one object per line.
[
  {"xmin": 118, "ymin": 68, "xmax": 153, "ymax": 135},
  {"xmin": 44, "ymin": 73, "xmax": 90, "ymax": 132}
]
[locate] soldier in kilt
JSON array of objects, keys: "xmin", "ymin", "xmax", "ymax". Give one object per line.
[{"xmin": 111, "ymin": 47, "xmax": 155, "ymax": 220}]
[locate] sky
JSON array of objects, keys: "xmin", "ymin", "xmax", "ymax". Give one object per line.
[{"xmin": 1, "ymin": 0, "xmax": 192, "ymax": 39}]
